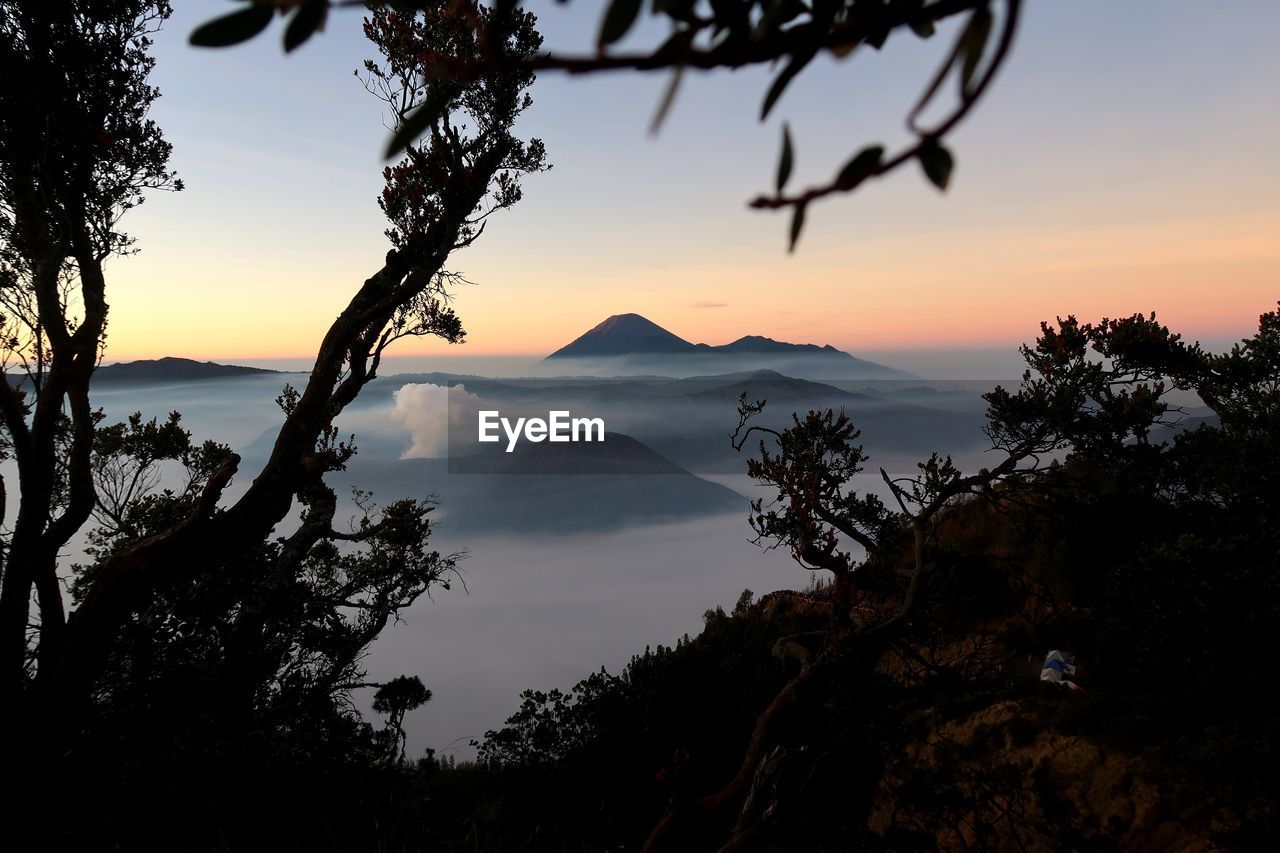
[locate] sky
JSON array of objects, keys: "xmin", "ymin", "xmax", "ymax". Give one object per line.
[{"xmin": 103, "ymin": 0, "xmax": 1280, "ymax": 363}]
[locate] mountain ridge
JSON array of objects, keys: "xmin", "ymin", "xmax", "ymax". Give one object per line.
[
  {"xmin": 545, "ymin": 313, "xmax": 911, "ymax": 379},
  {"xmin": 548, "ymin": 313, "xmax": 856, "ymax": 359},
  {"xmin": 93, "ymin": 357, "xmax": 283, "ymax": 384}
]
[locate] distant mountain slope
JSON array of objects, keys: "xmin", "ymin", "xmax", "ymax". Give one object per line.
[
  {"xmin": 450, "ymin": 431, "xmax": 696, "ymax": 475},
  {"xmin": 360, "ymin": 370, "xmax": 867, "ymax": 410},
  {"xmin": 713, "ymin": 335, "xmax": 846, "ymax": 355},
  {"xmin": 544, "ymin": 313, "xmax": 912, "ymax": 379},
  {"xmin": 93, "ymin": 357, "xmax": 281, "ymax": 384},
  {"xmin": 548, "ymin": 313, "xmax": 696, "ymax": 357},
  {"xmin": 329, "ymin": 432, "xmax": 745, "ymax": 534},
  {"xmin": 661, "ymin": 369, "xmax": 872, "ymax": 405}
]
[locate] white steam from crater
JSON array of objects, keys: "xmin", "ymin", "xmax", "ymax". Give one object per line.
[{"xmin": 388, "ymin": 383, "xmax": 484, "ymax": 459}]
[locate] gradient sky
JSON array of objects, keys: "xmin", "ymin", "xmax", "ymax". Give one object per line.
[{"xmin": 103, "ymin": 0, "xmax": 1279, "ymax": 362}]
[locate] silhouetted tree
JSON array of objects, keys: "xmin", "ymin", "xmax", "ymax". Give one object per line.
[
  {"xmin": 655, "ymin": 307, "xmax": 1232, "ymax": 851},
  {"xmin": 731, "ymin": 405, "xmax": 898, "ymax": 622},
  {"xmin": 374, "ymin": 675, "xmax": 433, "ymax": 762},
  {"xmin": 69, "ymin": 409, "xmax": 459, "ymax": 763},
  {"xmin": 0, "ymin": 0, "xmax": 547, "ymax": 790},
  {"xmin": 0, "ymin": 0, "xmax": 182, "ymax": 699}
]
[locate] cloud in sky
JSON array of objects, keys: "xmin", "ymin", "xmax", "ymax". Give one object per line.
[{"xmin": 692, "ymin": 301, "xmax": 728, "ymax": 309}]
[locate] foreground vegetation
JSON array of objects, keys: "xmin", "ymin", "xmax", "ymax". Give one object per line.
[
  {"xmin": 19, "ymin": 304, "xmax": 1275, "ymax": 851},
  {"xmin": 367, "ymin": 305, "xmax": 1279, "ymax": 852}
]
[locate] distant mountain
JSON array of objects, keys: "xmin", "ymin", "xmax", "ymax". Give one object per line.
[
  {"xmin": 547, "ymin": 313, "xmax": 697, "ymax": 357},
  {"xmin": 450, "ymin": 431, "xmax": 696, "ymax": 475},
  {"xmin": 329, "ymin": 432, "xmax": 745, "ymax": 534},
  {"xmin": 93, "ymin": 357, "xmax": 282, "ymax": 385},
  {"xmin": 712, "ymin": 335, "xmax": 846, "ymax": 356},
  {"xmin": 661, "ymin": 369, "xmax": 871, "ymax": 405},
  {"xmin": 544, "ymin": 313, "xmax": 911, "ymax": 379}
]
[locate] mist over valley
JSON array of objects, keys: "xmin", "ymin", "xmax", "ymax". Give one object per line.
[{"xmin": 54, "ymin": 343, "xmax": 1012, "ymax": 758}]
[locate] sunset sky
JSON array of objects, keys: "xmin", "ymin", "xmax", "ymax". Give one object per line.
[{"xmin": 104, "ymin": 0, "xmax": 1279, "ymax": 362}]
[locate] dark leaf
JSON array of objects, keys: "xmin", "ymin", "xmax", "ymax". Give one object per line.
[
  {"xmin": 385, "ymin": 86, "xmax": 453, "ymax": 159},
  {"xmin": 959, "ymin": 5, "xmax": 994, "ymax": 96},
  {"xmin": 788, "ymin": 203, "xmax": 806, "ymax": 253},
  {"xmin": 776, "ymin": 124, "xmax": 794, "ymax": 193},
  {"xmin": 829, "ymin": 40, "xmax": 857, "ymax": 60},
  {"xmin": 909, "ymin": 38, "xmax": 961, "ymax": 123},
  {"xmin": 760, "ymin": 49, "xmax": 815, "ymax": 121},
  {"xmin": 599, "ymin": 0, "xmax": 644, "ymax": 48},
  {"xmin": 918, "ymin": 140, "xmax": 954, "ymax": 191},
  {"xmin": 834, "ymin": 145, "xmax": 884, "ymax": 190},
  {"xmin": 757, "ymin": 0, "xmax": 808, "ymax": 36},
  {"xmin": 284, "ymin": 1, "xmax": 327, "ymax": 53},
  {"xmin": 190, "ymin": 4, "xmax": 274, "ymax": 48},
  {"xmin": 647, "ymin": 22, "xmax": 696, "ymax": 134},
  {"xmin": 909, "ymin": 16, "xmax": 936, "ymax": 38},
  {"xmin": 651, "ymin": 28, "xmax": 695, "ymax": 64},
  {"xmin": 650, "ymin": 64, "xmax": 686, "ymax": 134},
  {"xmin": 654, "ymin": 0, "xmax": 695, "ymax": 19}
]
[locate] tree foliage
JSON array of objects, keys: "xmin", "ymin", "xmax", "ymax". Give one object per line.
[
  {"xmin": 2, "ymin": 2, "xmax": 547, "ymax": 845},
  {"xmin": 374, "ymin": 674, "xmax": 434, "ymax": 761},
  {"xmin": 0, "ymin": 0, "xmax": 185, "ymax": 696}
]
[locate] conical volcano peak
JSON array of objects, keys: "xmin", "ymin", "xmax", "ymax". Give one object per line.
[{"xmin": 548, "ymin": 313, "xmax": 695, "ymax": 357}]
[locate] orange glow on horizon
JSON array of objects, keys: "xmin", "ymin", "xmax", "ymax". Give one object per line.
[{"xmin": 103, "ymin": 213, "xmax": 1278, "ymax": 362}]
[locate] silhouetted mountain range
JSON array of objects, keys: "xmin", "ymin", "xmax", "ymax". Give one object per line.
[
  {"xmin": 659, "ymin": 369, "xmax": 873, "ymax": 405},
  {"xmin": 93, "ymin": 357, "xmax": 281, "ymax": 384},
  {"xmin": 544, "ymin": 314, "xmax": 911, "ymax": 379},
  {"xmin": 546, "ymin": 313, "xmax": 852, "ymax": 359}
]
